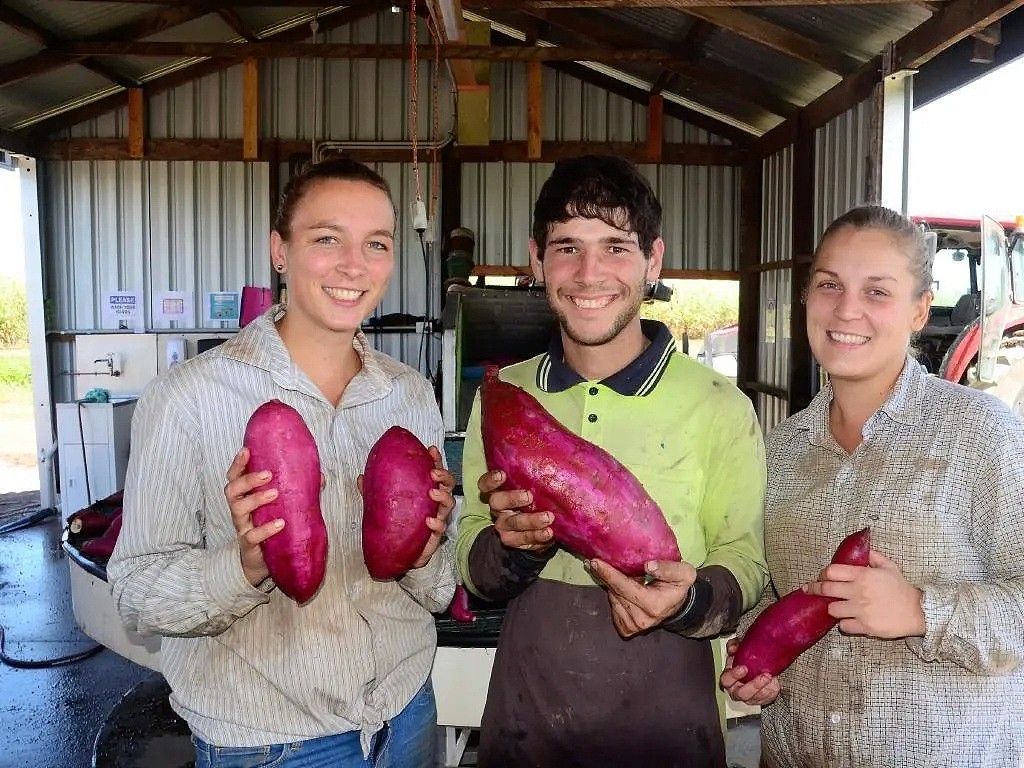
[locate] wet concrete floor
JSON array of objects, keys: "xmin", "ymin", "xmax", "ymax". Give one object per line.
[{"xmin": 0, "ymin": 497, "xmax": 761, "ymax": 768}]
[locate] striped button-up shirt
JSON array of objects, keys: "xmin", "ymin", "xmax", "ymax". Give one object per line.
[
  {"xmin": 107, "ymin": 307, "xmax": 455, "ymax": 754},
  {"xmin": 751, "ymin": 357, "xmax": 1024, "ymax": 767}
]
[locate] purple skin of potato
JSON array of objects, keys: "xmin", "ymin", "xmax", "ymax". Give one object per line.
[
  {"xmin": 448, "ymin": 584, "xmax": 477, "ymax": 623},
  {"xmin": 362, "ymin": 426, "xmax": 439, "ymax": 580},
  {"xmin": 733, "ymin": 527, "xmax": 871, "ymax": 681},
  {"xmin": 243, "ymin": 400, "xmax": 327, "ymax": 604},
  {"xmin": 480, "ymin": 367, "xmax": 681, "ymax": 576}
]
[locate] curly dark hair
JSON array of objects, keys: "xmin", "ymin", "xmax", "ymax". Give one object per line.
[
  {"xmin": 273, "ymin": 157, "xmax": 396, "ymax": 241},
  {"xmin": 531, "ymin": 155, "xmax": 662, "ymax": 259}
]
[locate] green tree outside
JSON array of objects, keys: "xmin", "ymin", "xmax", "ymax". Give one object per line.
[
  {"xmin": 640, "ymin": 279, "xmax": 738, "ymax": 351},
  {"xmin": 0, "ymin": 278, "xmax": 28, "ymax": 348}
]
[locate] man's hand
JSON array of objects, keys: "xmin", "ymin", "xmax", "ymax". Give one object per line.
[
  {"xmin": 223, "ymin": 446, "xmax": 283, "ymax": 587},
  {"xmin": 803, "ymin": 550, "xmax": 925, "ymax": 639},
  {"xmin": 588, "ymin": 558, "xmax": 697, "ymax": 638},
  {"xmin": 719, "ymin": 637, "xmax": 781, "ymax": 706},
  {"xmin": 477, "ymin": 469, "xmax": 555, "ymax": 551}
]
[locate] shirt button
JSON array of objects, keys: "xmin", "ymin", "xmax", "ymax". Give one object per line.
[
  {"xmin": 830, "ymin": 712, "xmax": 843, "ymax": 724},
  {"xmin": 589, "ymin": 387, "xmax": 599, "ymax": 396},
  {"xmin": 588, "ymin": 414, "xmax": 598, "ymax": 423}
]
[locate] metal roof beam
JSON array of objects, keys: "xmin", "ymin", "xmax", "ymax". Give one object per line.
[{"xmin": 463, "ymin": 1, "xmax": 927, "ymax": 8}]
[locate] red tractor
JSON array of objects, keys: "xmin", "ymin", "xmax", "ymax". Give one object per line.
[{"xmin": 914, "ymin": 215, "xmax": 1024, "ymax": 415}]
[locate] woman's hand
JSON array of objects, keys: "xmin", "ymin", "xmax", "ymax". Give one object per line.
[
  {"xmin": 223, "ymin": 446, "xmax": 284, "ymax": 587},
  {"xmin": 804, "ymin": 550, "xmax": 926, "ymax": 639},
  {"xmin": 719, "ymin": 637, "xmax": 781, "ymax": 706}
]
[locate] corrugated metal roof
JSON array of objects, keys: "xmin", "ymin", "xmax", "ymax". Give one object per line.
[
  {"xmin": 0, "ymin": 2, "xmax": 1018, "ymax": 143},
  {"xmin": 754, "ymin": 5, "xmax": 932, "ymax": 61},
  {"xmin": 11, "ymin": 0, "xmax": 157, "ymax": 39}
]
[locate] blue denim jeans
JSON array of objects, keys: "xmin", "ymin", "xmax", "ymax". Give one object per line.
[{"xmin": 192, "ymin": 680, "xmax": 436, "ymax": 768}]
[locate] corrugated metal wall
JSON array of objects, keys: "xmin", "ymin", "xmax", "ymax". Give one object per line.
[
  {"xmin": 753, "ymin": 98, "xmax": 873, "ymax": 431},
  {"xmin": 461, "ymin": 163, "xmax": 738, "ymax": 271},
  {"xmin": 815, "ymin": 98, "xmax": 873, "ymax": 240},
  {"xmin": 758, "ymin": 145, "xmax": 792, "ymax": 433},
  {"xmin": 50, "ymin": 10, "xmax": 736, "ymax": 376},
  {"xmin": 43, "ymin": 160, "xmax": 269, "ymax": 330}
]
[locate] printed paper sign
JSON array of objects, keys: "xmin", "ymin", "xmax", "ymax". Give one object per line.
[
  {"xmin": 205, "ymin": 291, "xmax": 240, "ymax": 324},
  {"xmin": 103, "ymin": 291, "xmax": 142, "ymax": 331},
  {"xmin": 153, "ymin": 290, "xmax": 194, "ymax": 324}
]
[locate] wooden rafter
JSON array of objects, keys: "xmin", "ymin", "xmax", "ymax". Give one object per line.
[
  {"xmin": 58, "ymin": 40, "xmax": 741, "ymax": 63},
  {"xmin": 0, "ymin": 4, "xmax": 139, "ymax": 89},
  {"xmin": 679, "ymin": 6, "xmax": 860, "ymax": 74},
  {"xmin": 217, "ymin": 8, "xmax": 258, "ymax": 42},
  {"xmin": 20, "ymin": 2, "xmax": 387, "ymax": 138},
  {"xmin": 0, "ymin": 3, "xmax": 232, "ymax": 89},
  {"xmin": 39, "ymin": 137, "xmax": 747, "ymax": 165},
  {"xmin": 893, "ymin": 0, "xmax": 1023, "ymax": 68},
  {"xmin": 755, "ymin": 0, "xmax": 1023, "ymax": 157},
  {"xmin": 519, "ymin": 8, "xmax": 800, "ymax": 118},
  {"xmin": 464, "ymin": 0, "xmax": 929, "ymax": 8}
]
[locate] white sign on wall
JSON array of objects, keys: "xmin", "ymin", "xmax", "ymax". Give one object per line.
[
  {"xmin": 103, "ymin": 291, "xmax": 143, "ymax": 331},
  {"xmin": 153, "ymin": 290, "xmax": 194, "ymax": 325}
]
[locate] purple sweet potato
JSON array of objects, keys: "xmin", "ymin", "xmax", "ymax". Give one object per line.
[
  {"xmin": 480, "ymin": 367, "xmax": 681, "ymax": 576},
  {"xmin": 448, "ymin": 584, "xmax": 477, "ymax": 623},
  {"xmin": 243, "ymin": 400, "xmax": 327, "ymax": 604},
  {"xmin": 732, "ymin": 527, "xmax": 871, "ymax": 680},
  {"xmin": 80, "ymin": 512, "xmax": 123, "ymax": 560},
  {"xmin": 362, "ymin": 426, "xmax": 439, "ymax": 580},
  {"xmin": 68, "ymin": 508, "xmax": 116, "ymax": 536}
]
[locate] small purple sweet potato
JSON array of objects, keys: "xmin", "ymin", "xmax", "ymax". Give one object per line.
[
  {"xmin": 243, "ymin": 400, "xmax": 327, "ymax": 604},
  {"xmin": 448, "ymin": 584, "xmax": 477, "ymax": 623},
  {"xmin": 362, "ymin": 426, "xmax": 439, "ymax": 580},
  {"xmin": 80, "ymin": 512, "xmax": 123, "ymax": 560},
  {"xmin": 732, "ymin": 527, "xmax": 871, "ymax": 680},
  {"xmin": 481, "ymin": 367, "xmax": 680, "ymax": 576}
]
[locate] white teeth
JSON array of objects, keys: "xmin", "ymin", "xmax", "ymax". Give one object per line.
[
  {"xmin": 570, "ymin": 296, "xmax": 614, "ymax": 309},
  {"xmin": 829, "ymin": 331, "xmax": 869, "ymax": 345},
  {"xmin": 324, "ymin": 287, "xmax": 363, "ymax": 301}
]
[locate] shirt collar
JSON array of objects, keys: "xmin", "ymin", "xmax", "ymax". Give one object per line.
[
  {"xmin": 219, "ymin": 304, "xmax": 394, "ymax": 403},
  {"xmin": 536, "ymin": 319, "xmax": 676, "ymax": 396},
  {"xmin": 793, "ymin": 354, "xmax": 926, "ymax": 442}
]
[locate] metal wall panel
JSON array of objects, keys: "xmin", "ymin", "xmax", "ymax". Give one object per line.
[
  {"xmin": 42, "ymin": 161, "xmax": 269, "ymax": 331},
  {"xmin": 460, "ymin": 161, "xmax": 738, "ymax": 272},
  {"xmin": 757, "ymin": 148, "xmax": 793, "ymax": 397},
  {"xmin": 757, "ymin": 393, "xmax": 789, "ymax": 434},
  {"xmin": 815, "ymin": 98, "xmax": 873, "ymax": 240}
]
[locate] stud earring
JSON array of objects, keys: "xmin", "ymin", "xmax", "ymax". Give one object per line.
[{"xmin": 274, "ymin": 264, "xmax": 285, "ymax": 273}]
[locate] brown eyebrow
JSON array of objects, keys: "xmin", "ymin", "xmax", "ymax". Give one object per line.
[
  {"xmin": 305, "ymin": 223, "xmax": 394, "ymax": 239},
  {"xmin": 813, "ymin": 268, "xmax": 896, "ymax": 283},
  {"xmin": 547, "ymin": 235, "xmax": 638, "ymax": 246}
]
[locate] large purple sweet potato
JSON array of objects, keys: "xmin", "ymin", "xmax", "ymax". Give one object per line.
[
  {"xmin": 481, "ymin": 367, "xmax": 680, "ymax": 576},
  {"xmin": 243, "ymin": 400, "xmax": 327, "ymax": 603},
  {"xmin": 362, "ymin": 426, "xmax": 438, "ymax": 579},
  {"xmin": 732, "ymin": 527, "xmax": 871, "ymax": 680}
]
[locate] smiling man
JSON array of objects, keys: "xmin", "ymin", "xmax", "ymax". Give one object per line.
[{"xmin": 455, "ymin": 155, "xmax": 769, "ymax": 768}]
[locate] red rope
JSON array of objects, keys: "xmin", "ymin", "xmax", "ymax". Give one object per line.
[{"xmin": 408, "ymin": 0, "xmax": 421, "ymax": 201}]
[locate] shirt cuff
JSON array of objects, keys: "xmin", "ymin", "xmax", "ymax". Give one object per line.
[
  {"xmin": 905, "ymin": 582, "xmax": 956, "ymax": 662},
  {"xmin": 660, "ymin": 578, "xmax": 711, "ymax": 633},
  {"xmin": 202, "ymin": 539, "xmax": 275, "ymax": 616},
  {"xmin": 400, "ymin": 543, "xmax": 449, "ymax": 591}
]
